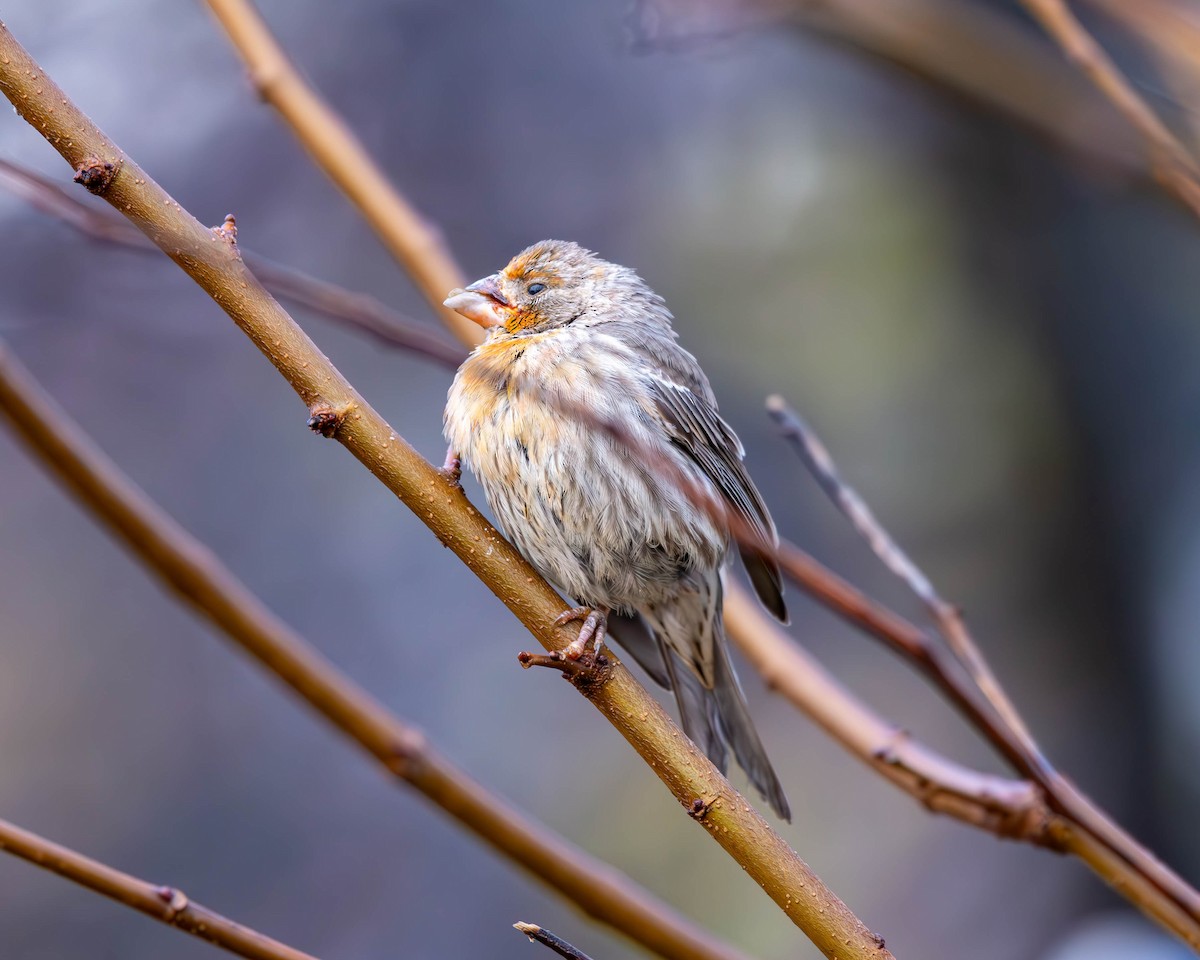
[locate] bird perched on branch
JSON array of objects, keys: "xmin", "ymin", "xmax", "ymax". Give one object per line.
[{"xmin": 442, "ymin": 240, "xmax": 790, "ymax": 820}]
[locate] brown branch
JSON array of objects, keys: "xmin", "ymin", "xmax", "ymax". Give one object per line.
[
  {"xmin": 722, "ymin": 586, "xmax": 1053, "ymax": 843},
  {"xmin": 1083, "ymin": 0, "xmax": 1200, "ymax": 152},
  {"xmin": 0, "ymin": 25, "xmax": 891, "ymax": 960},
  {"xmin": 633, "ymin": 0, "xmax": 1142, "ymax": 175},
  {"xmin": 0, "ymin": 342, "xmax": 751, "ymax": 960},
  {"xmin": 514, "ymin": 922, "xmax": 597, "ymax": 960},
  {"xmin": 763, "ymin": 397, "xmax": 1200, "ymax": 950},
  {"xmin": 0, "ymin": 159, "xmax": 463, "ymax": 369},
  {"xmin": 0, "ymin": 815, "xmax": 321, "ymax": 960},
  {"xmin": 765, "ymin": 396, "xmax": 1045, "ymax": 764},
  {"xmin": 199, "ymin": 0, "xmax": 482, "ymax": 349},
  {"xmin": 1019, "ymin": 0, "xmax": 1200, "ymax": 220}
]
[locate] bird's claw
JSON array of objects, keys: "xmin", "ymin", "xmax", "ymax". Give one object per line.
[
  {"xmin": 439, "ymin": 448, "xmax": 463, "ymax": 489},
  {"xmin": 554, "ymin": 605, "xmax": 608, "ymax": 660}
]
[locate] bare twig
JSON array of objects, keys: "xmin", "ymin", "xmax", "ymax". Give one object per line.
[
  {"xmin": 0, "ymin": 340, "xmax": 751, "ymax": 960},
  {"xmin": 765, "ymin": 395, "xmax": 1043, "ymax": 759},
  {"xmin": 0, "ymin": 25, "xmax": 892, "ymax": 960},
  {"xmin": 1084, "ymin": 0, "xmax": 1200, "ymax": 150},
  {"xmin": 763, "ymin": 396, "xmax": 1200, "ymax": 950},
  {"xmin": 722, "ymin": 587, "xmax": 1054, "ymax": 844},
  {"xmin": 0, "ymin": 160, "xmax": 463, "ymax": 368},
  {"xmin": 0, "ymin": 815, "xmax": 321, "ymax": 960},
  {"xmin": 1020, "ymin": 0, "xmax": 1200, "ymax": 219},
  {"xmin": 633, "ymin": 0, "xmax": 1141, "ymax": 175},
  {"xmin": 514, "ymin": 922, "xmax": 597, "ymax": 960},
  {"xmin": 200, "ymin": 0, "xmax": 481, "ymax": 348}
]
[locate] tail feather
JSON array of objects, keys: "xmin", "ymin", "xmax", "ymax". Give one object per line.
[
  {"xmin": 636, "ymin": 576, "xmax": 791, "ymax": 822},
  {"xmin": 661, "ymin": 642, "xmax": 728, "ymax": 775},
  {"xmin": 709, "ymin": 630, "xmax": 790, "ymax": 821}
]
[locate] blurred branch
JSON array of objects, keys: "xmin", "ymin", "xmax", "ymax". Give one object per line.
[
  {"xmin": 200, "ymin": 0, "xmax": 481, "ymax": 348},
  {"xmin": 514, "ymin": 922, "xmax": 596, "ymax": 960},
  {"xmin": 636, "ymin": 0, "xmax": 1200, "ymax": 219},
  {"xmin": 0, "ymin": 815, "xmax": 321, "ymax": 960},
  {"xmin": 0, "ymin": 343, "xmax": 746, "ymax": 960},
  {"xmin": 0, "ymin": 24, "xmax": 892, "ymax": 960},
  {"xmin": 1085, "ymin": 0, "xmax": 1200, "ymax": 149},
  {"xmin": 634, "ymin": 0, "xmax": 1141, "ymax": 174},
  {"xmin": 1018, "ymin": 0, "xmax": 1200, "ymax": 219},
  {"xmin": 0, "ymin": 160, "xmax": 462, "ymax": 369},
  {"xmin": 763, "ymin": 396, "xmax": 1200, "ymax": 952}
]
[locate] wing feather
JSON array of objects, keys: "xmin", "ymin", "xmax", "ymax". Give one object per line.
[{"xmin": 648, "ymin": 375, "xmax": 788, "ymax": 622}]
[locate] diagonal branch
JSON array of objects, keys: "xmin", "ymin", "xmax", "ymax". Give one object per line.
[
  {"xmin": 721, "ymin": 587, "xmax": 1054, "ymax": 844},
  {"xmin": 0, "ymin": 159, "xmax": 462, "ymax": 368},
  {"xmin": 0, "ymin": 24, "xmax": 891, "ymax": 960},
  {"xmin": 765, "ymin": 396, "xmax": 1043, "ymax": 761},
  {"xmin": 1019, "ymin": 0, "xmax": 1200, "ymax": 219},
  {"xmin": 0, "ymin": 816, "xmax": 321, "ymax": 960},
  {"xmin": 0, "ymin": 341, "xmax": 748, "ymax": 960},
  {"xmin": 200, "ymin": 0, "xmax": 480, "ymax": 348},
  {"xmin": 632, "ymin": 0, "xmax": 1141, "ymax": 173},
  {"xmin": 514, "ymin": 922, "xmax": 597, "ymax": 960},
  {"xmin": 763, "ymin": 396, "xmax": 1200, "ymax": 951}
]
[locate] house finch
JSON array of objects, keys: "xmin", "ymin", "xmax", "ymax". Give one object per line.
[{"xmin": 443, "ymin": 240, "xmax": 790, "ymax": 820}]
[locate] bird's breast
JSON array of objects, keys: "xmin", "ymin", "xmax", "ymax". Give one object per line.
[{"xmin": 443, "ymin": 332, "xmax": 726, "ymax": 609}]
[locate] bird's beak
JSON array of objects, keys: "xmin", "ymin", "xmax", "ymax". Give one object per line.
[{"xmin": 444, "ymin": 275, "xmax": 512, "ymax": 329}]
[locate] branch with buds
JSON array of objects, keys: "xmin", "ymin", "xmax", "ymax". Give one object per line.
[{"xmin": 0, "ymin": 816, "xmax": 321, "ymax": 960}]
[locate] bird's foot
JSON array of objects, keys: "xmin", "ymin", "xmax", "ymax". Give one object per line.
[
  {"xmin": 554, "ymin": 605, "xmax": 609, "ymax": 660},
  {"xmin": 438, "ymin": 447, "xmax": 462, "ymax": 489}
]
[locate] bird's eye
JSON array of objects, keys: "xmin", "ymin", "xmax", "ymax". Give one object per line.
[{"xmin": 527, "ymin": 282, "xmax": 546, "ymax": 296}]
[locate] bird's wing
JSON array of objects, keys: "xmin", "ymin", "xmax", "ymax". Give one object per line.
[{"xmin": 647, "ymin": 374, "xmax": 788, "ymax": 622}]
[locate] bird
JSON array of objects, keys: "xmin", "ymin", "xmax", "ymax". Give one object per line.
[{"xmin": 442, "ymin": 240, "xmax": 791, "ymax": 820}]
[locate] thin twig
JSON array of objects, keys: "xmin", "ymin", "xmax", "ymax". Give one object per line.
[
  {"xmin": 722, "ymin": 586, "xmax": 1055, "ymax": 844},
  {"xmin": 200, "ymin": 0, "xmax": 482, "ymax": 348},
  {"xmin": 763, "ymin": 395, "xmax": 1200, "ymax": 948},
  {"xmin": 765, "ymin": 395, "xmax": 1044, "ymax": 760},
  {"xmin": 632, "ymin": 0, "xmax": 1141, "ymax": 174},
  {"xmin": 0, "ymin": 25, "xmax": 891, "ymax": 960},
  {"xmin": 1020, "ymin": 0, "xmax": 1200, "ymax": 220},
  {"xmin": 0, "ymin": 341, "xmax": 750, "ymax": 960},
  {"xmin": 514, "ymin": 922, "xmax": 597, "ymax": 960},
  {"xmin": 0, "ymin": 815, "xmax": 321, "ymax": 960},
  {"xmin": 0, "ymin": 159, "xmax": 463, "ymax": 368}
]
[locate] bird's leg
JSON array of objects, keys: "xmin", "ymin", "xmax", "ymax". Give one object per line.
[
  {"xmin": 555, "ymin": 605, "xmax": 609, "ymax": 660},
  {"xmin": 438, "ymin": 445, "xmax": 462, "ymax": 488}
]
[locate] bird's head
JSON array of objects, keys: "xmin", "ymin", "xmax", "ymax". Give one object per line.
[{"xmin": 444, "ymin": 240, "xmax": 667, "ymax": 336}]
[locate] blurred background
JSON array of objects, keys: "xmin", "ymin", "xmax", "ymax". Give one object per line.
[{"xmin": 1, "ymin": 1, "xmax": 1198, "ymax": 958}]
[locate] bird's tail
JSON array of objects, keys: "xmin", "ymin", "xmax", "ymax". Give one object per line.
[{"xmin": 632, "ymin": 579, "xmax": 791, "ymax": 822}]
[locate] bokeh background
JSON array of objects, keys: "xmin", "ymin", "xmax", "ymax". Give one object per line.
[{"xmin": 1, "ymin": 2, "xmax": 1198, "ymax": 958}]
